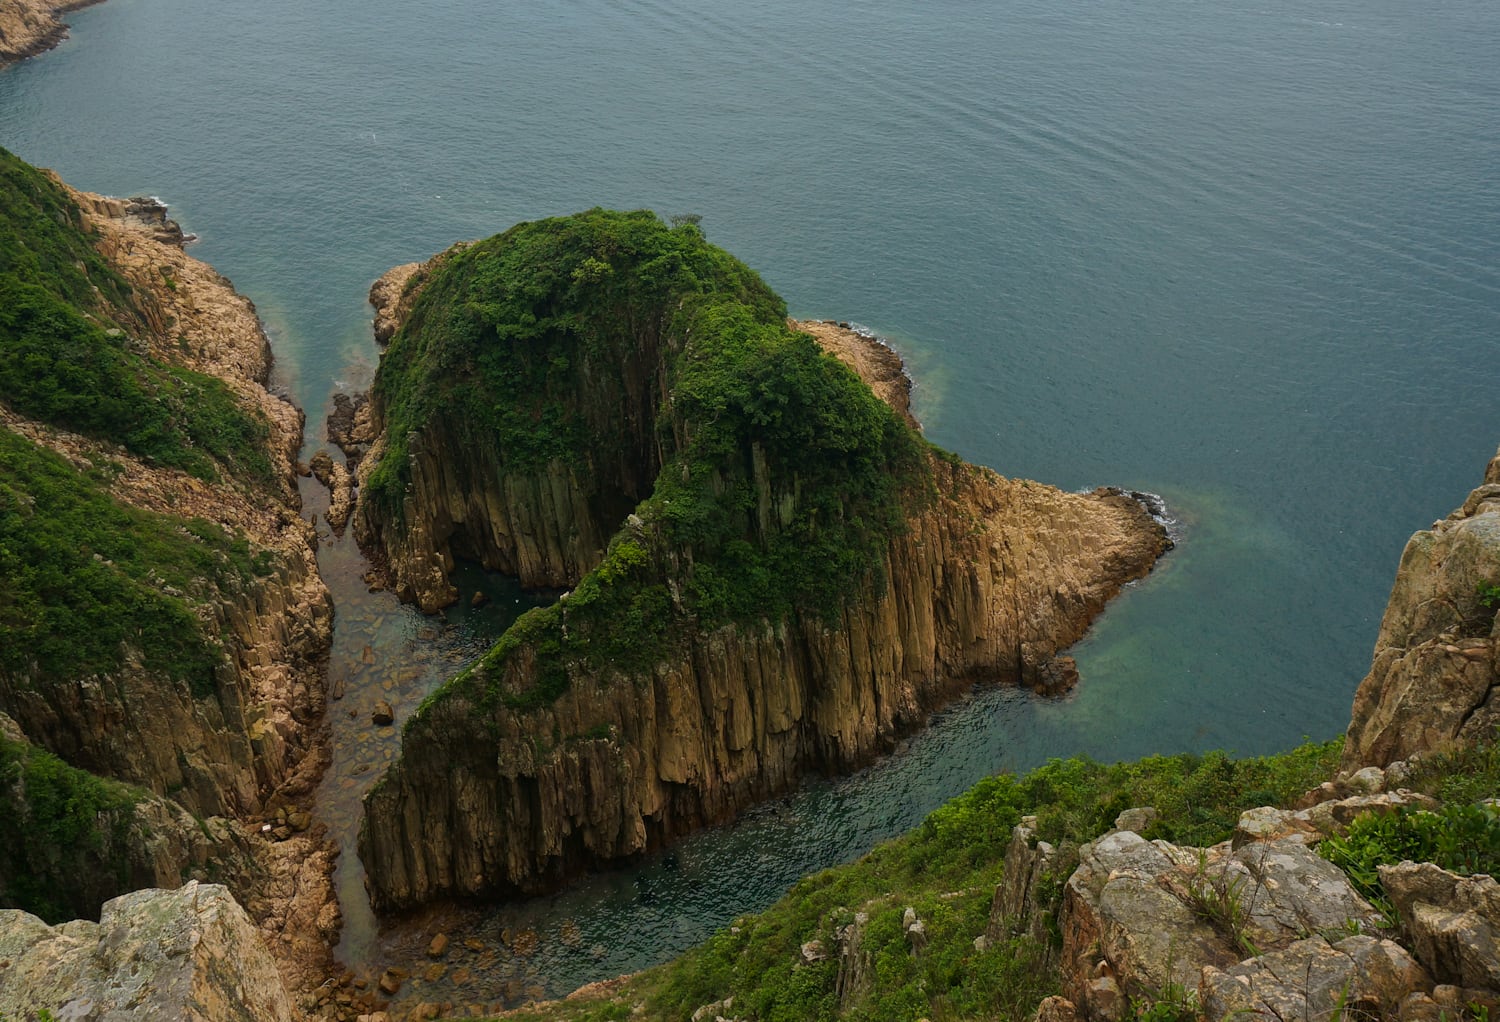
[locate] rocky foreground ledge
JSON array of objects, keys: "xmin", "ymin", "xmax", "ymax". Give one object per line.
[{"xmin": 0, "ymin": 882, "xmax": 294, "ymax": 1021}]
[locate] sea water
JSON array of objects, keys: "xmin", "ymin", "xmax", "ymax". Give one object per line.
[{"xmin": 3, "ymin": 0, "xmax": 1497, "ymax": 997}]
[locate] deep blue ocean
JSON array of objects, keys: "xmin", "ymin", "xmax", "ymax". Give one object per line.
[{"xmin": 3, "ymin": 0, "xmax": 1497, "ymax": 996}]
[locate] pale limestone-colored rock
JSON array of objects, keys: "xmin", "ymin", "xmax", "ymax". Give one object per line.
[
  {"xmin": 0, "ymin": 882, "xmax": 293, "ymax": 1022},
  {"xmin": 1034, "ymin": 995, "xmax": 1082, "ymax": 1022},
  {"xmin": 836, "ymin": 911, "xmax": 872, "ymax": 1005},
  {"xmin": 1380, "ymin": 861, "xmax": 1500, "ymax": 988},
  {"xmin": 800, "ymin": 939, "xmax": 829, "ymax": 963},
  {"xmin": 1224, "ymin": 837, "xmax": 1383, "ymax": 949},
  {"xmin": 1113, "ymin": 807, "xmax": 1161, "ymax": 834},
  {"xmin": 1062, "ymin": 831, "xmax": 1234, "ymax": 1009},
  {"xmin": 1199, "ymin": 935, "xmax": 1430, "ymax": 1022},
  {"xmin": 1344, "ymin": 445, "xmax": 1500, "ymax": 769},
  {"xmin": 1056, "ymin": 820, "xmax": 1385, "ymax": 1014}
]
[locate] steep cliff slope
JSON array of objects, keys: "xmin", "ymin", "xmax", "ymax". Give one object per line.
[
  {"xmin": 353, "ymin": 210, "xmax": 1168, "ymax": 911},
  {"xmin": 0, "ymin": 148, "xmax": 336, "ymax": 988},
  {"xmin": 1343, "ymin": 445, "xmax": 1500, "ymax": 768}
]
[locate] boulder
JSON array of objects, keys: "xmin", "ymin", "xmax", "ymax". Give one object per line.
[
  {"xmin": 0, "ymin": 882, "xmax": 292, "ymax": 1022},
  {"xmin": 1381, "ymin": 862, "xmax": 1500, "ymax": 988},
  {"xmin": 1199, "ymin": 935, "xmax": 1430, "ymax": 1022}
]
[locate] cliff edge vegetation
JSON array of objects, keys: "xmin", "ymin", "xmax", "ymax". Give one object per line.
[
  {"xmin": 484, "ymin": 444, "xmax": 1500, "ymax": 1022},
  {"xmin": 353, "ymin": 209, "xmax": 1168, "ymax": 911}
]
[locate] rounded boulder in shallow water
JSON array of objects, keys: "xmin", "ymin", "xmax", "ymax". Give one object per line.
[{"xmin": 372, "ymin": 700, "xmax": 395, "ymax": 726}]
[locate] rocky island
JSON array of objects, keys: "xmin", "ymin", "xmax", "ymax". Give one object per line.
[
  {"xmin": 4, "ymin": 153, "xmax": 1497, "ymax": 1022},
  {"xmin": 350, "ymin": 209, "xmax": 1170, "ymax": 911}
]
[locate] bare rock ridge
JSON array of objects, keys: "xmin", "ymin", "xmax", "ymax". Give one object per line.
[
  {"xmin": 351, "ymin": 211, "xmax": 1170, "ymax": 911},
  {"xmin": 1, "ymin": 184, "xmax": 334, "ymax": 821}
]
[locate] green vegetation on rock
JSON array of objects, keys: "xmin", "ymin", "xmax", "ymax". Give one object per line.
[
  {"xmin": 0, "ymin": 427, "xmax": 274, "ymax": 698},
  {"xmin": 0, "ymin": 146, "xmax": 271, "ymax": 484},
  {"xmin": 0, "ymin": 731, "xmax": 141, "ymax": 922},
  {"xmin": 379, "ymin": 211, "xmax": 930, "ymax": 718},
  {"xmin": 500, "ymin": 740, "xmax": 1342, "ymax": 1022}
]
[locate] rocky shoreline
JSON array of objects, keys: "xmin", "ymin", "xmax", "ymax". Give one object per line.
[
  {"xmin": 349, "ymin": 220, "xmax": 1170, "ymax": 913},
  {"xmin": 0, "ymin": 0, "xmax": 102, "ymax": 67}
]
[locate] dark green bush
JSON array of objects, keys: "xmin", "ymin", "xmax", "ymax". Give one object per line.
[
  {"xmin": 0, "ymin": 427, "xmax": 274, "ymax": 697},
  {"xmin": 0, "ymin": 147, "xmax": 272, "ymax": 483}
]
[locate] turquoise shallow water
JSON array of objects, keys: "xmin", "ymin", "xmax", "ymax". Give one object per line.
[{"xmin": 3, "ymin": 0, "xmax": 1499, "ymax": 999}]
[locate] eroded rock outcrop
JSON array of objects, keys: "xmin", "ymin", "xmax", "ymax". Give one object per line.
[
  {"xmin": 1343, "ymin": 446, "xmax": 1500, "ymax": 770},
  {"xmin": 362, "ymin": 463, "xmax": 1163, "ymax": 909},
  {"xmin": 1004, "ymin": 784, "xmax": 1441, "ymax": 1022},
  {"xmin": 0, "ymin": 882, "xmax": 294, "ymax": 1022},
  {"xmin": 354, "ymin": 211, "xmax": 1167, "ymax": 910}
]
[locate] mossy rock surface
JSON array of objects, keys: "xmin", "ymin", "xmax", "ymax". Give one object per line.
[{"xmin": 368, "ymin": 210, "xmax": 933, "ymax": 718}]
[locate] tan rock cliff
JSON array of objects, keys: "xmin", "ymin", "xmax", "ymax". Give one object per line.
[
  {"xmin": 1343, "ymin": 445, "xmax": 1500, "ymax": 769},
  {"xmin": 356, "ymin": 248, "xmax": 669, "ymax": 611},
  {"xmin": 0, "ymin": 184, "xmax": 338, "ymax": 999},
  {"xmin": 0, "ymin": 189, "xmax": 333, "ymax": 820}
]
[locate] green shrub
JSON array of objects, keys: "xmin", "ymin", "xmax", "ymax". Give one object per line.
[
  {"xmin": 0, "ymin": 147, "xmax": 272, "ymax": 484},
  {"xmin": 0, "ymin": 427, "xmax": 275, "ymax": 697},
  {"xmin": 0, "ymin": 734, "xmax": 143, "ymax": 921},
  {"xmin": 1319, "ymin": 802, "xmax": 1500, "ymax": 918}
]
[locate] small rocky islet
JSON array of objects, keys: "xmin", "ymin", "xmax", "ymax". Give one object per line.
[{"xmin": 0, "ymin": 54, "xmax": 1498, "ymax": 1022}]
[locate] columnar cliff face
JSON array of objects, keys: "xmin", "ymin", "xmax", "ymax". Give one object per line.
[
  {"xmin": 0, "ymin": 146, "xmax": 333, "ymax": 963},
  {"xmin": 1343, "ymin": 445, "xmax": 1500, "ymax": 769},
  {"xmin": 361, "ymin": 465, "xmax": 1163, "ymax": 910},
  {"xmin": 355, "ymin": 237, "xmax": 681, "ymax": 610},
  {"xmin": 353, "ymin": 210, "xmax": 1168, "ymax": 911}
]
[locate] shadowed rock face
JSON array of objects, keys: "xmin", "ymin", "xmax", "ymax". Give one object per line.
[
  {"xmin": 1343, "ymin": 446, "xmax": 1500, "ymax": 770},
  {"xmin": 353, "ymin": 213, "xmax": 1168, "ymax": 912}
]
